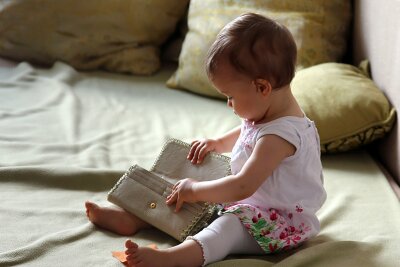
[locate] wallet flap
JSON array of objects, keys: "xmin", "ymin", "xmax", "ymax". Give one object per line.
[
  {"xmin": 150, "ymin": 139, "xmax": 231, "ymax": 183},
  {"xmin": 107, "ymin": 164, "xmax": 212, "ymax": 241}
]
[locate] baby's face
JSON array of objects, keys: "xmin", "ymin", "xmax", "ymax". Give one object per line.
[{"xmin": 211, "ymin": 65, "xmax": 271, "ymax": 123}]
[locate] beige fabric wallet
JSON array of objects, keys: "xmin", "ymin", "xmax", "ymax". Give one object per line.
[{"xmin": 107, "ymin": 139, "xmax": 231, "ymax": 241}]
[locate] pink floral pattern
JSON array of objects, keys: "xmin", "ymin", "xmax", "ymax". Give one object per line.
[
  {"xmin": 222, "ymin": 204, "xmax": 311, "ymax": 253},
  {"xmin": 240, "ymin": 120, "xmax": 257, "ymax": 150}
]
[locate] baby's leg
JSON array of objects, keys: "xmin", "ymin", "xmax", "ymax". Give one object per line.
[
  {"xmin": 125, "ymin": 239, "xmax": 203, "ymax": 267},
  {"xmin": 124, "ymin": 213, "xmax": 263, "ymax": 267},
  {"xmin": 188, "ymin": 213, "xmax": 264, "ymax": 265},
  {"xmin": 85, "ymin": 201, "xmax": 150, "ymax": 236}
]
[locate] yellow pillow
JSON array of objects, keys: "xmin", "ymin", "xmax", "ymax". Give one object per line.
[
  {"xmin": 167, "ymin": 0, "xmax": 351, "ymax": 98},
  {"xmin": 0, "ymin": 0, "xmax": 188, "ymax": 75},
  {"xmin": 292, "ymin": 63, "xmax": 396, "ymax": 153}
]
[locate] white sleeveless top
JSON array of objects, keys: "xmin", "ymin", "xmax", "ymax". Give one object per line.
[{"xmin": 229, "ymin": 116, "xmax": 327, "ymax": 240}]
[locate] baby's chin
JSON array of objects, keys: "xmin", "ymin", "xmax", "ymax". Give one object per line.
[
  {"xmin": 243, "ymin": 118, "xmax": 257, "ymax": 125},
  {"xmin": 233, "ymin": 111, "xmax": 259, "ymax": 124}
]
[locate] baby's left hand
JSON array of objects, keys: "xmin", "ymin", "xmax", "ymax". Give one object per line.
[{"xmin": 166, "ymin": 178, "xmax": 198, "ymax": 212}]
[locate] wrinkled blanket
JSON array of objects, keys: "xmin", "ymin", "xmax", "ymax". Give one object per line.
[{"xmin": 0, "ymin": 62, "xmax": 399, "ymax": 266}]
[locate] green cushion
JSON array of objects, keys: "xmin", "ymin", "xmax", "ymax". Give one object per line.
[{"xmin": 292, "ymin": 63, "xmax": 396, "ymax": 153}]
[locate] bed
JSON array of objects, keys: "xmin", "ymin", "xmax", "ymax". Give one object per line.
[{"xmin": 0, "ymin": 1, "xmax": 399, "ymax": 266}]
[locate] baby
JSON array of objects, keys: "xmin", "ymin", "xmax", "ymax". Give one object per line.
[{"xmin": 85, "ymin": 13, "xmax": 326, "ymax": 267}]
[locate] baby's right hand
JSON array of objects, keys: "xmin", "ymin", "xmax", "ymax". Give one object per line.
[{"xmin": 187, "ymin": 139, "xmax": 220, "ymax": 164}]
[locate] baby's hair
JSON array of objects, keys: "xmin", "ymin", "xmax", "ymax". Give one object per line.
[{"xmin": 206, "ymin": 13, "xmax": 297, "ymax": 89}]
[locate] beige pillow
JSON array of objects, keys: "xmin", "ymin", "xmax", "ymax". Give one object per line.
[
  {"xmin": 292, "ymin": 63, "xmax": 396, "ymax": 153},
  {"xmin": 0, "ymin": 0, "xmax": 188, "ymax": 75},
  {"xmin": 167, "ymin": 0, "xmax": 351, "ymax": 98}
]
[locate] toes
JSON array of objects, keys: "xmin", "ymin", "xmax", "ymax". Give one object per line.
[
  {"xmin": 85, "ymin": 201, "xmax": 98, "ymax": 210},
  {"xmin": 125, "ymin": 239, "xmax": 138, "ymax": 249},
  {"xmin": 124, "ymin": 240, "xmax": 141, "ymax": 265},
  {"xmin": 85, "ymin": 202, "xmax": 91, "ymax": 217},
  {"xmin": 125, "ymin": 239, "xmax": 132, "ymax": 248},
  {"xmin": 85, "ymin": 201, "xmax": 100, "ymax": 220},
  {"xmin": 125, "ymin": 248, "xmax": 137, "ymax": 255}
]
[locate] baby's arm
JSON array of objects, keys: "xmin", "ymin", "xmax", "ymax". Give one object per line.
[
  {"xmin": 167, "ymin": 134, "xmax": 295, "ymax": 210},
  {"xmin": 187, "ymin": 125, "xmax": 241, "ymax": 164}
]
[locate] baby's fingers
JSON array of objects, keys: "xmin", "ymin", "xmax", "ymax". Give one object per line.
[
  {"xmin": 172, "ymin": 180, "xmax": 181, "ymax": 191},
  {"xmin": 190, "ymin": 143, "xmax": 204, "ymax": 164},
  {"xmin": 190, "ymin": 143, "xmax": 205, "ymax": 164},
  {"xmin": 187, "ymin": 141, "xmax": 200, "ymax": 161},
  {"xmin": 196, "ymin": 145, "xmax": 211, "ymax": 164},
  {"xmin": 166, "ymin": 192, "xmax": 177, "ymax": 205}
]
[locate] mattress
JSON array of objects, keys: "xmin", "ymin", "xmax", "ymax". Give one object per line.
[{"xmin": 0, "ymin": 61, "xmax": 399, "ymax": 266}]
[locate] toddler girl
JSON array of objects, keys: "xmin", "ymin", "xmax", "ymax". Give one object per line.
[{"xmin": 85, "ymin": 13, "xmax": 326, "ymax": 267}]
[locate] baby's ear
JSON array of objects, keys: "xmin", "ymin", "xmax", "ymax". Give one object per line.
[{"xmin": 253, "ymin": 79, "xmax": 272, "ymax": 95}]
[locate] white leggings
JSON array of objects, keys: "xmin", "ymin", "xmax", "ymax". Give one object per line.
[{"xmin": 186, "ymin": 213, "xmax": 264, "ymax": 266}]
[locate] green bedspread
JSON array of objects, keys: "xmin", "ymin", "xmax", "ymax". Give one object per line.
[{"xmin": 0, "ymin": 62, "xmax": 399, "ymax": 266}]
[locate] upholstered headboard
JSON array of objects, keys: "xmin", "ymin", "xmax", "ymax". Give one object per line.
[{"xmin": 352, "ymin": 0, "xmax": 400, "ymax": 183}]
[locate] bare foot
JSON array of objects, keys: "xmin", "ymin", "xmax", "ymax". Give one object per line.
[
  {"xmin": 85, "ymin": 201, "xmax": 150, "ymax": 236},
  {"xmin": 124, "ymin": 239, "xmax": 204, "ymax": 267},
  {"xmin": 125, "ymin": 240, "xmax": 171, "ymax": 267}
]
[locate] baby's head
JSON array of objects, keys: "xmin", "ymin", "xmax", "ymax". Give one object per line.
[{"xmin": 206, "ymin": 13, "xmax": 297, "ymax": 90}]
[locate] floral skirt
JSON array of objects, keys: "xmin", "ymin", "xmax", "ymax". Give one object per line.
[{"xmin": 221, "ymin": 203, "xmax": 312, "ymax": 254}]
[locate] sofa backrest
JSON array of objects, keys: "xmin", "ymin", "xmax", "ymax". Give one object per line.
[{"xmin": 352, "ymin": 0, "xmax": 400, "ymax": 183}]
